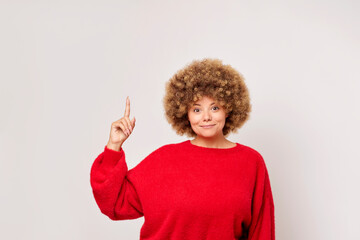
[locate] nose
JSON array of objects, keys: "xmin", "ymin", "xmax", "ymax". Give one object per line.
[{"xmin": 203, "ymin": 110, "xmax": 212, "ymax": 121}]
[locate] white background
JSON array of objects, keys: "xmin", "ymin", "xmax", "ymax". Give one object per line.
[{"xmin": 1, "ymin": 0, "xmax": 359, "ymax": 239}]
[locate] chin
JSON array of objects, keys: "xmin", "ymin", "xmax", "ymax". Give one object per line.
[
  {"xmin": 198, "ymin": 134, "xmax": 216, "ymax": 138},
  {"xmin": 196, "ymin": 131, "xmax": 220, "ymax": 138}
]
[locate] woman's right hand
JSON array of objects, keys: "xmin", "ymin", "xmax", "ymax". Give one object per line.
[{"xmin": 107, "ymin": 96, "xmax": 136, "ymax": 151}]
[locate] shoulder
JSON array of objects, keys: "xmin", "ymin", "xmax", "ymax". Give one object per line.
[
  {"xmin": 236, "ymin": 144, "xmax": 272, "ymax": 184},
  {"xmin": 132, "ymin": 141, "xmax": 185, "ymax": 165},
  {"xmin": 149, "ymin": 141, "xmax": 186, "ymax": 156},
  {"xmin": 127, "ymin": 141, "xmax": 185, "ymax": 176},
  {"xmin": 237, "ymin": 143, "xmax": 267, "ymax": 168}
]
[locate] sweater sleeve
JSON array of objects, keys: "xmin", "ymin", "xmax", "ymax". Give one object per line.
[
  {"xmin": 247, "ymin": 155, "xmax": 275, "ymax": 240},
  {"xmin": 90, "ymin": 145, "xmax": 143, "ymax": 220}
]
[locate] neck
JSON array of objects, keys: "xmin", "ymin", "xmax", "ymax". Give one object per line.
[{"xmin": 191, "ymin": 134, "xmax": 231, "ymax": 148}]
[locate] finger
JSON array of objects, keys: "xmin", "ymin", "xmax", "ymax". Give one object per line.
[
  {"xmin": 118, "ymin": 121, "xmax": 129, "ymax": 136},
  {"xmin": 124, "ymin": 96, "xmax": 130, "ymax": 118},
  {"xmin": 112, "ymin": 121, "xmax": 127, "ymax": 135},
  {"xmin": 121, "ymin": 118, "xmax": 131, "ymax": 134},
  {"xmin": 121, "ymin": 118, "xmax": 132, "ymax": 136},
  {"xmin": 124, "ymin": 117, "xmax": 133, "ymax": 132}
]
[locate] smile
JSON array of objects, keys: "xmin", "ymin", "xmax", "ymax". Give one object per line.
[{"xmin": 200, "ymin": 124, "xmax": 215, "ymax": 128}]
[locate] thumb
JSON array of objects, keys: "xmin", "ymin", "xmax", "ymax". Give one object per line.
[{"xmin": 131, "ymin": 116, "xmax": 136, "ymax": 126}]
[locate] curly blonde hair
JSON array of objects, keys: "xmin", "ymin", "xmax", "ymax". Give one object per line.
[{"xmin": 163, "ymin": 58, "xmax": 251, "ymax": 137}]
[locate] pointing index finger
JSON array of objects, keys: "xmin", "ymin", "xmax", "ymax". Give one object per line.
[{"xmin": 124, "ymin": 96, "xmax": 130, "ymax": 117}]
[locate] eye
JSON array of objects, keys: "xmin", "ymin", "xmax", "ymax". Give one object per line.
[
  {"xmin": 193, "ymin": 108, "xmax": 200, "ymax": 113},
  {"xmin": 212, "ymin": 106, "xmax": 219, "ymax": 110}
]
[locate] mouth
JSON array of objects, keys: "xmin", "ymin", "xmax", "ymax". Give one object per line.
[{"xmin": 200, "ymin": 124, "xmax": 216, "ymax": 128}]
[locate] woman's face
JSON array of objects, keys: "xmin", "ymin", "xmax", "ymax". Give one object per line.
[{"xmin": 187, "ymin": 96, "xmax": 228, "ymax": 139}]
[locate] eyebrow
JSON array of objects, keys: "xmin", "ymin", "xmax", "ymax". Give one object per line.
[{"xmin": 193, "ymin": 102, "xmax": 215, "ymax": 106}]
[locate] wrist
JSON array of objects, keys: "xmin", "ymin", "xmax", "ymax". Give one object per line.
[{"xmin": 106, "ymin": 142, "xmax": 123, "ymax": 152}]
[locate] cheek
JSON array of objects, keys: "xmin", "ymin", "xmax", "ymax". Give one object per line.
[
  {"xmin": 215, "ymin": 114, "xmax": 227, "ymax": 122},
  {"xmin": 187, "ymin": 113, "xmax": 196, "ymax": 124},
  {"xmin": 189, "ymin": 115, "xmax": 201, "ymax": 124}
]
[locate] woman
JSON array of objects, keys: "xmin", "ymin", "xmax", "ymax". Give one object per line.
[{"xmin": 90, "ymin": 58, "xmax": 275, "ymax": 240}]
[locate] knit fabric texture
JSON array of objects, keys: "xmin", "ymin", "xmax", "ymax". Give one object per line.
[{"xmin": 90, "ymin": 140, "xmax": 275, "ymax": 239}]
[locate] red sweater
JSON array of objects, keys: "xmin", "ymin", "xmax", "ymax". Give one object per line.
[{"xmin": 90, "ymin": 140, "xmax": 275, "ymax": 240}]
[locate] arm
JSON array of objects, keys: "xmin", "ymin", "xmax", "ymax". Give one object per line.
[
  {"xmin": 90, "ymin": 145, "xmax": 143, "ymax": 220},
  {"xmin": 248, "ymin": 156, "xmax": 275, "ymax": 240}
]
